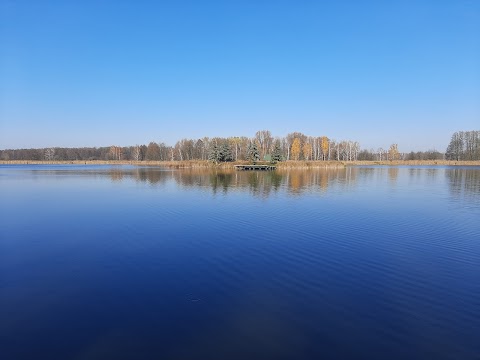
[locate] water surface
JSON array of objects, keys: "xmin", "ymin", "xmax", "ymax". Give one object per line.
[{"xmin": 1, "ymin": 165, "xmax": 479, "ymax": 359}]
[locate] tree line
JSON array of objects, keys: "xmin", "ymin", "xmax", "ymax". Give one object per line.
[
  {"xmin": 445, "ymin": 131, "xmax": 480, "ymax": 161},
  {"xmin": 1, "ymin": 130, "xmax": 478, "ymax": 162}
]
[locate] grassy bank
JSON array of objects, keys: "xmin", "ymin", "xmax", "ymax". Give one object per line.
[
  {"xmin": 342, "ymin": 160, "xmax": 480, "ymax": 166},
  {"xmin": 1, "ymin": 160, "xmax": 479, "ymax": 167}
]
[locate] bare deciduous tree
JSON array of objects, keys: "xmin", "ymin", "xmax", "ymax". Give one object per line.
[
  {"xmin": 44, "ymin": 148, "xmax": 55, "ymax": 161},
  {"xmin": 132, "ymin": 145, "xmax": 141, "ymax": 161}
]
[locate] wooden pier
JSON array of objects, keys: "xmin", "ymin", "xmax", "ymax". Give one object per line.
[{"xmin": 234, "ymin": 165, "xmax": 276, "ymax": 171}]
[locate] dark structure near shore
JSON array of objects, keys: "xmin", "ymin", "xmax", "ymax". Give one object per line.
[{"xmin": 234, "ymin": 165, "xmax": 276, "ymax": 171}]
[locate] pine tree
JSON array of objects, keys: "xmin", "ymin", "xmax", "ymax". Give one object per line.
[
  {"xmin": 271, "ymin": 140, "xmax": 282, "ymax": 163},
  {"xmin": 219, "ymin": 142, "xmax": 233, "ymax": 162},
  {"xmin": 247, "ymin": 142, "xmax": 260, "ymax": 164},
  {"xmin": 208, "ymin": 143, "xmax": 220, "ymax": 163}
]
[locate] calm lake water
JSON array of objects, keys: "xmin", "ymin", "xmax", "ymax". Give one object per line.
[{"xmin": 1, "ymin": 165, "xmax": 479, "ymax": 360}]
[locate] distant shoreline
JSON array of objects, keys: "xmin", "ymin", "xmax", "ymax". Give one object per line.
[{"xmin": 1, "ymin": 160, "xmax": 479, "ymax": 168}]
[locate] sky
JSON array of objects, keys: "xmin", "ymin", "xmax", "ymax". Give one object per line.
[{"xmin": 0, "ymin": 0, "xmax": 479, "ymax": 151}]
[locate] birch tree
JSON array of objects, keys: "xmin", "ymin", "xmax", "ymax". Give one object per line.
[
  {"xmin": 109, "ymin": 146, "xmax": 122, "ymax": 160},
  {"xmin": 255, "ymin": 130, "xmax": 273, "ymax": 159},
  {"xmin": 303, "ymin": 142, "xmax": 313, "ymax": 160},
  {"xmin": 132, "ymin": 145, "xmax": 141, "ymax": 161}
]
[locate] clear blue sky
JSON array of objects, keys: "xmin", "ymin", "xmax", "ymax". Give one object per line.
[{"xmin": 1, "ymin": 0, "xmax": 479, "ymax": 151}]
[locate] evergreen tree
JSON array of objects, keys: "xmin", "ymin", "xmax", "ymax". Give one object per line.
[
  {"xmin": 247, "ymin": 141, "xmax": 260, "ymax": 164},
  {"xmin": 271, "ymin": 140, "xmax": 283, "ymax": 163},
  {"xmin": 219, "ymin": 142, "xmax": 233, "ymax": 162},
  {"xmin": 208, "ymin": 143, "xmax": 220, "ymax": 163}
]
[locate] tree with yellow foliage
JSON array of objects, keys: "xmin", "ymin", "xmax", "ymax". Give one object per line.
[
  {"xmin": 321, "ymin": 136, "xmax": 329, "ymax": 160},
  {"xmin": 291, "ymin": 138, "xmax": 301, "ymax": 160},
  {"xmin": 388, "ymin": 144, "xmax": 400, "ymax": 160},
  {"xmin": 303, "ymin": 142, "xmax": 312, "ymax": 160}
]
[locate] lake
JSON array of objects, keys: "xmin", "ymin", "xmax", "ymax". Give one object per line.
[{"xmin": 1, "ymin": 165, "xmax": 479, "ymax": 359}]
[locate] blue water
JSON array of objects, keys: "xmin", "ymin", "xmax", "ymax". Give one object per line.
[{"xmin": 1, "ymin": 165, "xmax": 479, "ymax": 359}]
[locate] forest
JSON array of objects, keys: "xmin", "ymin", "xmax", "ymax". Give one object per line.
[{"xmin": 1, "ymin": 130, "xmax": 479, "ymax": 162}]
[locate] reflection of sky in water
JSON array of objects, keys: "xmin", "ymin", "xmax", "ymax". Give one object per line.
[{"xmin": 0, "ymin": 165, "xmax": 479, "ymax": 360}]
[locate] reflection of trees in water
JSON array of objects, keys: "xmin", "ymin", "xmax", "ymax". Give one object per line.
[
  {"xmin": 108, "ymin": 167, "xmax": 171, "ymax": 185},
  {"xmin": 77, "ymin": 166, "xmax": 480, "ymax": 201},
  {"xmin": 408, "ymin": 168, "xmax": 424, "ymax": 182},
  {"xmin": 105, "ymin": 167, "xmax": 365, "ymax": 196},
  {"xmin": 426, "ymin": 168, "xmax": 438, "ymax": 179},
  {"xmin": 123, "ymin": 168, "xmax": 282, "ymax": 197},
  {"xmin": 388, "ymin": 167, "xmax": 399, "ymax": 182},
  {"xmin": 162, "ymin": 169, "xmax": 284, "ymax": 197},
  {"xmin": 136, "ymin": 168, "xmax": 170, "ymax": 185},
  {"xmin": 271, "ymin": 171, "xmax": 283, "ymax": 191},
  {"xmin": 358, "ymin": 166, "xmax": 402, "ymax": 185},
  {"xmin": 109, "ymin": 169, "xmax": 124, "ymax": 182},
  {"xmin": 209, "ymin": 172, "xmax": 233, "ymax": 194},
  {"xmin": 446, "ymin": 168, "xmax": 480, "ymax": 201},
  {"xmin": 405, "ymin": 167, "xmax": 441, "ymax": 187},
  {"xmin": 244, "ymin": 171, "xmax": 283, "ymax": 198},
  {"xmin": 342, "ymin": 167, "xmax": 358, "ymax": 189},
  {"xmin": 189, "ymin": 170, "xmax": 285, "ymax": 197},
  {"xmin": 280, "ymin": 167, "xmax": 357, "ymax": 195},
  {"xmin": 174, "ymin": 169, "xmax": 211, "ymax": 188}
]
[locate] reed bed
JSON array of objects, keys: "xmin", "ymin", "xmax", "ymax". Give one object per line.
[{"xmin": 343, "ymin": 160, "xmax": 480, "ymax": 166}]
